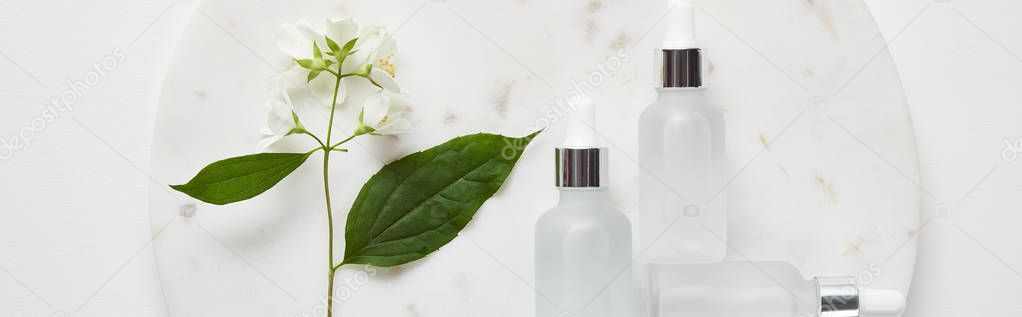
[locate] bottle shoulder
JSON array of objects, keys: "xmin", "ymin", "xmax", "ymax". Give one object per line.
[
  {"xmin": 644, "ymin": 94, "xmax": 721, "ymax": 113},
  {"xmin": 537, "ymin": 204, "xmax": 631, "ymax": 230},
  {"xmin": 640, "ymin": 105, "xmax": 724, "ymax": 131}
]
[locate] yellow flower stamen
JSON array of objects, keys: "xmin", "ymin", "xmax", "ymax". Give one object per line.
[{"xmin": 377, "ymin": 54, "xmax": 396, "ymax": 77}]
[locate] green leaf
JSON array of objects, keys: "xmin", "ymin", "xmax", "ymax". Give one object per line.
[
  {"xmin": 324, "ymin": 36, "xmax": 341, "ymax": 54},
  {"xmin": 296, "ymin": 59, "xmax": 315, "ymax": 69},
  {"xmin": 351, "ymin": 63, "xmax": 372, "ymax": 76},
  {"xmin": 341, "ymin": 38, "xmax": 357, "ymax": 55},
  {"xmin": 342, "ymin": 131, "xmax": 541, "ymax": 267},
  {"xmin": 312, "ymin": 42, "xmax": 323, "ymax": 61},
  {"xmin": 291, "ymin": 111, "xmax": 305, "ymax": 131},
  {"xmin": 337, "ymin": 38, "xmax": 358, "ymax": 64},
  {"xmin": 307, "ymin": 70, "xmax": 321, "ymax": 82},
  {"xmin": 171, "ymin": 152, "xmax": 314, "ymax": 205},
  {"xmin": 348, "ymin": 63, "xmax": 379, "ymax": 88},
  {"xmin": 297, "ymin": 57, "xmax": 327, "ymax": 71}
]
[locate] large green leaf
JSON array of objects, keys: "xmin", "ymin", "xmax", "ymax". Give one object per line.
[
  {"xmin": 171, "ymin": 152, "xmax": 313, "ymax": 205},
  {"xmin": 342, "ymin": 132, "xmax": 539, "ymax": 267}
]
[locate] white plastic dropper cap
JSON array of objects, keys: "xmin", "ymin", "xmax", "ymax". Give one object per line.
[
  {"xmin": 861, "ymin": 289, "xmax": 905, "ymax": 316},
  {"xmin": 563, "ymin": 96, "xmax": 597, "ymax": 148},
  {"xmin": 663, "ymin": 0, "xmax": 697, "ymax": 49}
]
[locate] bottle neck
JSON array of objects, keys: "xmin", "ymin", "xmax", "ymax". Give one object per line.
[
  {"xmin": 555, "ymin": 188, "xmax": 609, "ymax": 206},
  {"xmin": 654, "ymin": 86, "xmax": 708, "ymax": 105}
]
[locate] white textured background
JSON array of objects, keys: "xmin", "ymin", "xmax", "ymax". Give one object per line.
[{"xmin": 0, "ymin": 1, "xmax": 1019, "ymax": 316}]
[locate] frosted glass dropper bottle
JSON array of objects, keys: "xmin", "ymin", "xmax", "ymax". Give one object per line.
[
  {"xmin": 638, "ymin": 1, "xmax": 726, "ymax": 264},
  {"xmin": 536, "ymin": 97, "xmax": 633, "ymax": 317},
  {"xmin": 654, "ymin": 262, "xmax": 906, "ymax": 317}
]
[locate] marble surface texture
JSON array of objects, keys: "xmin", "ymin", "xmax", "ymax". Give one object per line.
[{"xmin": 149, "ymin": 0, "xmax": 921, "ymax": 315}]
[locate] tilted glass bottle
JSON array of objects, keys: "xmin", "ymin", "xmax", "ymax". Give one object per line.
[
  {"xmin": 647, "ymin": 261, "xmax": 905, "ymax": 317},
  {"xmin": 536, "ymin": 97, "xmax": 633, "ymax": 317}
]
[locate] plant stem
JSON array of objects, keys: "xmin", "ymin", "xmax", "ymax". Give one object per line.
[
  {"xmin": 323, "ymin": 150, "xmax": 336, "ymax": 317},
  {"xmin": 321, "ymin": 60, "xmax": 373, "ymax": 317},
  {"xmin": 329, "ymin": 134, "xmax": 357, "ymax": 151},
  {"xmin": 303, "ymin": 131, "xmax": 327, "ymax": 149},
  {"xmin": 323, "ymin": 65, "xmax": 344, "ymax": 317}
]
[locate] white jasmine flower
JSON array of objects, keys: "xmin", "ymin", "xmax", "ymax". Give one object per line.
[
  {"xmin": 277, "ymin": 18, "xmax": 358, "ymax": 60},
  {"xmin": 345, "ymin": 25, "xmax": 400, "ymax": 92},
  {"xmin": 268, "ymin": 16, "xmax": 411, "ymax": 144},
  {"xmin": 356, "ymin": 91, "xmax": 411, "ymax": 136},
  {"xmin": 277, "ymin": 18, "xmax": 360, "ymax": 106},
  {"xmin": 257, "ymin": 78, "xmax": 303, "ymax": 152}
]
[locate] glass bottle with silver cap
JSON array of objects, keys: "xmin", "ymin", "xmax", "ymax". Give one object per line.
[
  {"xmin": 638, "ymin": 2, "xmax": 727, "ymax": 315},
  {"xmin": 638, "ymin": 0, "xmax": 728, "ymax": 266},
  {"xmin": 535, "ymin": 96, "xmax": 634, "ymax": 317}
]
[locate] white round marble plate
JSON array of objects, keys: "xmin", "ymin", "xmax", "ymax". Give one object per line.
[{"xmin": 149, "ymin": 0, "xmax": 920, "ymax": 315}]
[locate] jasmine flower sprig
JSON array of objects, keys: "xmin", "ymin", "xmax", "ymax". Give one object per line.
[{"xmin": 170, "ymin": 17, "xmax": 538, "ymax": 317}]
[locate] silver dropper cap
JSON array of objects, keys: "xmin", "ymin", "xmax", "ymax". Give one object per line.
[
  {"xmin": 555, "ymin": 147, "xmax": 607, "ymax": 188},
  {"xmin": 662, "ymin": 49, "xmax": 702, "ymax": 88},
  {"xmin": 816, "ymin": 277, "xmax": 860, "ymax": 317},
  {"xmin": 814, "ymin": 276, "xmax": 906, "ymax": 317}
]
